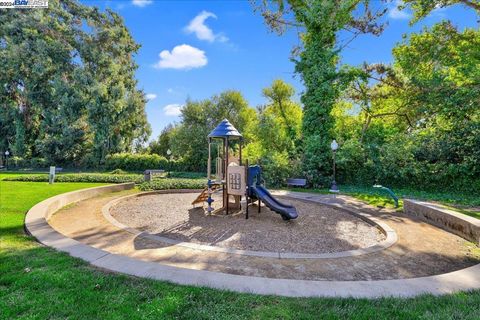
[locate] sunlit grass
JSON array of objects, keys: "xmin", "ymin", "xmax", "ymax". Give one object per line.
[
  {"xmin": 1, "ymin": 180, "xmax": 480, "ymax": 319},
  {"xmin": 288, "ymin": 185, "xmax": 479, "ymax": 211}
]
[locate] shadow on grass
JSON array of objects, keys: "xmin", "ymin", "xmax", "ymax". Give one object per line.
[{"xmin": 2, "ymin": 236, "xmax": 480, "ymax": 319}]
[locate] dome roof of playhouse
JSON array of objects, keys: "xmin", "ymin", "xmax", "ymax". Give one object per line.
[{"xmin": 208, "ymin": 119, "xmax": 243, "ymax": 139}]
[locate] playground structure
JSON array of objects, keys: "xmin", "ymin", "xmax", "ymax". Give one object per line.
[{"xmin": 192, "ymin": 119, "xmax": 298, "ymax": 220}]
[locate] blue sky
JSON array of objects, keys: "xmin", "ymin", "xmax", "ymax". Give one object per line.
[{"xmin": 82, "ymin": 0, "xmax": 478, "ymax": 140}]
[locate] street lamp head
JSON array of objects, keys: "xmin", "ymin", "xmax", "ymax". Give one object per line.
[
  {"xmin": 330, "ymin": 139, "xmax": 338, "ymax": 151},
  {"xmin": 4, "ymin": 150, "xmax": 9, "ymax": 156},
  {"xmin": 166, "ymin": 149, "xmax": 172, "ymax": 156}
]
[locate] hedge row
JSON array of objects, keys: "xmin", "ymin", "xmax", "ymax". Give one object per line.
[
  {"xmin": 105, "ymin": 153, "xmax": 188, "ymax": 172},
  {"xmin": 4, "ymin": 153, "xmax": 193, "ymax": 173},
  {"xmin": 3, "ymin": 173, "xmax": 144, "ymax": 184},
  {"xmin": 166, "ymin": 171, "xmax": 206, "ymax": 179},
  {"xmin": 138, "ymin": 178, "xmax": 206, "ymax": 191}
]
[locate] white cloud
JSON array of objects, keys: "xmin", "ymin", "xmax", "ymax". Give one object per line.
[
  {"xmin": 216, "ymin": 34, "xmax": 229, "ymax": 43},
  {"xmin": 145, "ymin": 93, "xmax": 157, "ymax": 101},
  {"xmin": 154, "ymin": 44, "xmax": 207, "ymax": 70},
  {"xmin": 388, "ymin": 0, "xmax": 412, "ymax": 20},
  {"xmin": 132, "ymin": 0, "xmax": 152, "ymax": 7},
  {"xmin": 185, "ymin": 11, "xmax": 229, "ymax": 43},
  {"xmin": 167, "ymin": 88, "xmax": 174, "ymax": 94},
  {"xmin": 163, "ymin": 104, "xmax": 184, "ymax": 116}
]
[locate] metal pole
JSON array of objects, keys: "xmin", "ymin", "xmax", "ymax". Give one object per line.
[
  {"xmin": 207, "ymin": 139, "xmax": 213, "ymax": 214},
  {"xmin": 330, "ymin": 150, "xmax": 339, "ymax": 193},
  {"xmin": 239, "ymin": 141, "xmax": 242, "ymax": 166},
  {"xmin": 225, "ymin": 138, "xmax": 229, "ymax": 215},
  {"xmin": 333, "ymin": 151, "xmax": 336, "ymax": 184},
  {"xmin": 207, "ymin": 140, "xmax": 211, "ymax": 180},
  {"xmin": 245, "ymin": 159, "xmax": 249, "ymax": 219},
  {"xmin": 239, "ymin": 140, "xmax": 243, "ymax": 211}
]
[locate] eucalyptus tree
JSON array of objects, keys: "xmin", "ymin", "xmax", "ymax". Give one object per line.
[{"xmin": 0, "ymin": 0, "xmax": 150, "ymax": 165}]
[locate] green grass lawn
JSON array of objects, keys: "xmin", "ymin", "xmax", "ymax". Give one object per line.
[
  {"xmin": 436, "ymin": 204, "xmax": 480, "ymax": 220},
  {"xmin": 1, "ymin": 181, "xmax": 480, "ymax": 319},
  {"xmin": 288, "ymin": 185, "xmax": 480, "ymax": 217}
]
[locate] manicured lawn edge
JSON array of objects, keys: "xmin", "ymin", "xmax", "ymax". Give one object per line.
[{"xmin": 2, "ymin": 181, "xmax": 480, "ymax": 318}]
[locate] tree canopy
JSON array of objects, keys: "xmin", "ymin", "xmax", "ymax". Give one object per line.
[
  {"xmin": 0, "ymin": 0, "xmax": 150, "ymax": 166},
  {"xmin": 168, "ymin": 90, "xmax": 256, "ymax": 171}
]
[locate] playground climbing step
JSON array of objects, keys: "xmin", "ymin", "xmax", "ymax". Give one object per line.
[{"xmin": 192, "ymin": 184, "xmax": 221, "ymax": 205}]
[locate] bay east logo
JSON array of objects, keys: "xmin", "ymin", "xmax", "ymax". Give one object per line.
[{"xmin": 0, "ymin": 0, "xmax": 48, "ymax": 8}]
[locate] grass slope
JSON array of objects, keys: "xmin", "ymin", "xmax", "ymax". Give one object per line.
[{"xmin": 1, "ymin": 181, "xmax": 480, "ymax": 319}]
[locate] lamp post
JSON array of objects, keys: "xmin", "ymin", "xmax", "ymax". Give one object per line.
[
  {"xmin": 166, "ymin": 149, "xmax": 172, "ymax": 176},
  {"xmin": 4, "ymin": 150, "xmax": 10, "ymax": 170},
  {"xmin": 329, "ymin": 140, "xmax": 339, "ymax": 193}
]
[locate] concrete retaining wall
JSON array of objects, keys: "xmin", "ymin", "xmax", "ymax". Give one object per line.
[{"xmin": 404, "ymin": 199, "xmax": 480, "ymax": 245}]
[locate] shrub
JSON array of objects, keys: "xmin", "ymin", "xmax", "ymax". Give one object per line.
[
  {"xmin": 4, "ymin": 173, "xmax": 143, "ymax": 184},
  {"xmin": 166, "ymin": 171, "xmax": 206, "ymax": 179},
  {"xmin": 105, "ymin": 153, "xmax": 188, "ymax": 172},
  {"xmin": 109, "ymin": 169, "xmax": 129, "ymax": 175},
  {"xmin": 260, "ymin": 151, "xmax": 294, "ymax": 188},
  {"xmin": 138, "ymin": 178, "xmax": 206, "ymax": 191}
]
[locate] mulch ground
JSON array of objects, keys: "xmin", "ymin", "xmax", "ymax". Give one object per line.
[{"xmin": 110, "ymin": 193, "xmax": 385, "ymax": 254}]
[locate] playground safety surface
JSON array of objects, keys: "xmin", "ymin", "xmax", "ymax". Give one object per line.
[
  {"xmin": 47, "ymin": 190, "xmax": 480, "ymax": 282},
  {"xmin": 108, "ymin": 193, "xmax": 385, "ymax": 254}
]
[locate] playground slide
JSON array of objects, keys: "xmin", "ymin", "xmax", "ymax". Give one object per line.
[{"xmin": 250, "ymin": 185, "xmax": 298, "ymax": 220}]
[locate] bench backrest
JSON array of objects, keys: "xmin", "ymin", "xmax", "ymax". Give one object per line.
[
  {"xmin": 144, "ymin": 169, "xmax": 165, "ymax": 181},
  {"xmin": 286, "ymin": 178, "xmax": 307, "ymax": 186},
  {"xmin": 144, "ymin": 170, "xmax": 164, "ymax": 174}
]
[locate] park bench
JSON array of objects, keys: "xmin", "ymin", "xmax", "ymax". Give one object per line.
[
  {"xmin": 286, "ymin": 178, "xmax": 307, "ymax": 188},
  {"xmin": 144, "ymin": 169, "xmax": 165, "ymax": 182},
  {"xmin": 55, "ymin": 167, "xmax": 63, "ymax": 173}
]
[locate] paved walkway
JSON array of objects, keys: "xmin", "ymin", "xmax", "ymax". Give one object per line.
[{"xmin": 48, "ymin": 190, "xmax": 480, "ymax": 281}]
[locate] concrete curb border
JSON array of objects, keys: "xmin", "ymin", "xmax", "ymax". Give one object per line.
[
  {"xmin": 25, "ymin": 185, "xmax": 480, "ymax": 298},
  {"xmin": 404, "ymin": 199, "xmax": 480, "ymax": 245},
  {"xmin": 102, "ymin": 191, "xmax": 397, "ymax": 259}
]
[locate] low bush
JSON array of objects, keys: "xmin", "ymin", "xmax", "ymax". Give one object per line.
[
  {"xmin": 138, "ymin": 178, "xmax": 206, "ymax": 191},
  {"xmin": 105, "ymin": 153, "xmax": 168, "ymax": 172},
  {"xmin": 3, "ymin": 173, "xmax": 143, "ymax": 184},
  {"xmin": 105, "ymin": 153, "xmax": 191, "ymax": 172},
  {"xmin": 166, "ymin": 171, "xmax": 206, "ymax": 179},
  {"xmin": 109, "ymin": 169, "xmax": 129, "ymax": 175}
]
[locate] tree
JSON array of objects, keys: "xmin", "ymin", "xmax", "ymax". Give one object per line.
[
  {"xmin": 244, "ymin": 79, "xmax": 303, "ymax": 185},
  {"xmin": 82, "ymin": 9, "xmax": 151, "ymax": 163},
  {"xmin": 333, "ymin": 21, "xmax": 480, "ymax": 191},
  {"xmin": 393, "ymin": 22, "xmax": 480, "ymax": 122},
  {"xmin": 255, "ymin": 0, "xmax": 386, "ymax": 186},
  {"xmin": 169, "ymin": 91, "xmax": 256, "ymax": 171},
  {"xmin": 149, "ymin": 124, "xmax": 175, "ymax": 157},
  {"xmin": 0, "ymin": 0, "xmax": 150, "ymax": 166},
  {"xmin": 401, "ymin": 0, "xmax": 480, "ymax": 23}
]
